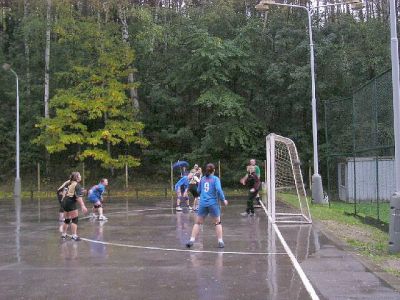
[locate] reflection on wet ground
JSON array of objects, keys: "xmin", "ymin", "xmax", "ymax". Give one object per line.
[{"xmin": 0, "ymin": 196, "xmax": 399, "ymax": 299}]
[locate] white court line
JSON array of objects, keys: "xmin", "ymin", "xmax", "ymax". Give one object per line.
[
  {"xmin": 261, "ymin": 201, "xmax": 320, "ymax": 300},
  {"xmin": 80, "ymin": 207, "xmax": 172, "ymax": 220},
  {"xmin": 80, "ymin": 207, "xmax": 287, "ymax": 256},
  {"xmin": 80, "ymin": 237, "xmax": 288, "ymax": 256}
]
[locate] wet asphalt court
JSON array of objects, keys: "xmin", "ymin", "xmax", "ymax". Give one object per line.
[{"xmin": 0, "ymin": 196, "xmax": 399, "ymax": 300}]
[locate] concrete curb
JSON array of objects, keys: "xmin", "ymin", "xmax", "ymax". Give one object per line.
[{"xmin": 313, "ymin": 220, "xmax": 400, "ymax": 292}]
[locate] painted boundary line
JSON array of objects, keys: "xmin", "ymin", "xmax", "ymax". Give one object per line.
[
  {"xmin": 80, "ymin": 207, "xmax": 287, "ymax": 256},
  {"xmin": 80, "ymin": 207, "xmax": 172, "ymax": 220},
  {"xmin": 79, "ymin": 237, "xmax": 288, "ymax": 256},
  {"xmin": 261, "ymin": 201, "xmax": 320, "ymax": 300}
]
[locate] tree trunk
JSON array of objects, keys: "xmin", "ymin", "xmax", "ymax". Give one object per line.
[
  {"xmin": 23, "ymin": 0, "xmax": 31, "ymax": 107},
  {"xmin": 118, "ymin": 4, "xmax": 140, "ymax": 111},
  {"xmin": 44, "ymin": 0, "xmax": 51, "ymax": 119}
]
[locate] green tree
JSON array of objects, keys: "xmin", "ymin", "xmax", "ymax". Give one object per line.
[{"xmin": 34, "ymin": 19, "xmax": 149, "ymax": 169}]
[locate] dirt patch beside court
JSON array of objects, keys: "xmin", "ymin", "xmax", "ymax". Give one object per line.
[{"xmin": 321, "ymin": 220, "xmax": 376, "ymax": 245}]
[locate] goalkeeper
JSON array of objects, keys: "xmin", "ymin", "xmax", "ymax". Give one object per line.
[
  {"xmin": 241, "ymin": 166, "xmax": 261, "ymax": 217},
  {"xmin": 240, "ymin": 159, "xmax": 262, "ymax": 207}
]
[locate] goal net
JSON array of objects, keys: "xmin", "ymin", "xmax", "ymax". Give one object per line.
[{"xmin": 264, "ymin": 133, "xmax": 312, "ymax": 224}]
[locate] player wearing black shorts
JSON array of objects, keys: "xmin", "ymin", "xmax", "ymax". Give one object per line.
[
  {"xmin": 189, "ymin": 164, "xmax": 202, "ymax": 211},
  {"xmin": 60, "ymin": 172, "xmax": 88, "ymax": 241},
  {"xmin": 56, "ymin": 180, "xmax": 70, "ymax": 222},
  {"xmin": 241, "ymin": 166, "xmax": 261, "ymax": 217}
]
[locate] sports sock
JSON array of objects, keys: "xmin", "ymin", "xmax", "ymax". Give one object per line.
[
  {"xmin": 218, "ymin": 239, "xmax": 223, "ymax": 243},
  {"xmin": 190, "ymin": 237, "xmax": 195, "ymax": 242}
]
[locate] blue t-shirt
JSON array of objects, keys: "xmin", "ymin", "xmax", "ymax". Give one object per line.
[
  {"xmin": 197, "ymin": 175, "xmax": 225, "ymax": 206},
  {"xmin": 175, "ymin": 176, "xmax": 190, "ymax": 192},
  {"xmin": 88, "ymin": 183, "xmax": 106, "ymax": 201}
]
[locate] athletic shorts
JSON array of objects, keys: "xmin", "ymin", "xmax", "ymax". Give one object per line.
[
  {"xmin": 180, "ymin": 185, "xmax": 186, "ymax": 194},
  {"xmin": 197, "ymin": 203, "xmax": 220, "ymax": 218},
  {"xmin": 62, "ymin": 197, "xmax": 77, "ymax": 212},
  {"xmin": 189, "ymin": 184, "xmax": 199, "ymax": 198},
  {"xmin": 88, "ymin": 197, "xmax": 101, "ymax": 204}
]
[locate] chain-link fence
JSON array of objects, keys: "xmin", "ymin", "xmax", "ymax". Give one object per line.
[
  {"xmin": 324, "ymin": 69, "xmax": 395, "ymax": 228},
  {"xmin": 0, "ymin": 157, "xmax": 267, "ymax": 200}
]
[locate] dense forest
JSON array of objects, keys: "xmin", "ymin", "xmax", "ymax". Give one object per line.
[{"xmin": 0, "ymin": 0, "xmax": 394, "ymax": 188}]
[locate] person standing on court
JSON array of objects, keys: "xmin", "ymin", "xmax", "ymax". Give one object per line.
[
  {"xmin": 189, "ymin": 164, "xmax": 202, "ymax": 211},
  {"xmin": 61, "ymin": 172, "xmax": 88, "ymax": 241},
  {"xmin": 88, "ymin": 178, "xmax": 109, "ymax": 221},
  {"xmin": 56, "ymin": 179, "xmax": 71, "ymax": 222},
  {"xmin": 241, "ymin": 166, "xmax": 261, "ymax": 217},
  {"xmin": 241, "ymin": 159, "xmax": 262, "ymax": 207},
  {"xmin": 175, "ymin": 172, "xmax": 193, "ymax": 211},
  {"xmin": 186, "ymin": 163, "xmax": 228, "ymax": 249}
]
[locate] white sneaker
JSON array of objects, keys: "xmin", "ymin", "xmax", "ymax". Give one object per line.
[
  {"xmin": 89, "ymin": 213, "xmax": 97, "ymax": 219},
  {"xmin": 176, "ymin": 206, "xmax": 183, "ymax": 211},
  {"xmin": 188, "ymin": 206, "xmax": 193, "ymax": 210},
  {"xmin": 99, "ymin": 215, "xmax": 108, "ymax": 221}
]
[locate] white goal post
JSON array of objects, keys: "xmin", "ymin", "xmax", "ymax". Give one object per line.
[{"xmin": 265, "ymin": 133, "xmax": 312, "ymax": 224}]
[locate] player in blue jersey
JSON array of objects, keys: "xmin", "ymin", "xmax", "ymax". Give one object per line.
[
  {"xmin": 88, "ymin": 178, "xmax": 108, "ymax": 221},
  {"xmin": 175, "ymin": 173, "xmax": 193, "ymax": 211},
  {"xmin": 186, "ymin": 163, "xmax": 228, "ymax": 249}
]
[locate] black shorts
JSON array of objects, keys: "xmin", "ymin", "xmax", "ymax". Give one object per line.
[
  {"xmin": 189, "ymin": 184, "xmax": 199, "ymax": 197},
  {"xmin": 63, "ymin": 197, "xmax": 77, "ymax": 212}
]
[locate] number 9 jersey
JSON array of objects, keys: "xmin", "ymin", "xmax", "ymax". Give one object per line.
[{"xmin": 197, "ymin": 175, "xmax": 225, "ymax": 206}]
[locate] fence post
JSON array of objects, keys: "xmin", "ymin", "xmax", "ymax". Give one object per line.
[
  {"xmin": 37, "ymin": 162, "xmax": 40, "ymax": 194},
  {"xmin": 170, "ymin": 161, "xmax": 173, "ymax": 192},
  {"xmin": 264, "ymin": 160, "xmax": 267, "ymax": 184},
  {"xmin": 373, "ymin": 80, "xmax": 380, "ymax": 222},
  {"xmin": 125, "ymin": 162, "xmax": 129, "ymax": 190},
  {"xmin": 218, "ymin": 160, "xmax": 221, "ymax": 179},
  {"xmin": 82, "ymin": 162, "xmax": 85, "ymax": 188},
  {"xmin": 324, "ymin": 100, "xmax": 331, "ymax": 206},
  {"xmin": 308, "ymin": 162, "xmax": 312, "ymax": 192}
]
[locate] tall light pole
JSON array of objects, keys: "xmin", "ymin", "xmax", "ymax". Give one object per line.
[
  {"xmin": 2, "ymin": 63, "xmax": 21, "ymax": 197},
  {"xmin": 388, "ymin": 0, "xmax": 400, "ymax": 253},
  {"xmin": 256, "ymin": 0, "xmax": 363, "ymax": 204}
]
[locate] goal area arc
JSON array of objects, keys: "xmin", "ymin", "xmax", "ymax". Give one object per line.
[{"xmin": 264, "ymin": 133, "xmax": 312, "ymax": 224}]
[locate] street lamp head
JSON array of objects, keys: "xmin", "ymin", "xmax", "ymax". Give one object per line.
[
  {"xmin": 255, "ymin": 3, "xmax": 269, "ymax": 11},
  {"xmin": 351, "ymin": 2, "xmax": 364, "ymax": 10},
  {"xmin": 2, "ymin": 63, "xmax": 12, "ymax": 71},
  {"xmin": 255, "ymin": 0, "xmax": 276, "ymax": 12},
  {"xmin": 342, "ymin": 0, "xmax": 364, "ymax": 9},
  {"xmin": 343, "ymin": 0, "xmax": 362, "ymax": 3}
]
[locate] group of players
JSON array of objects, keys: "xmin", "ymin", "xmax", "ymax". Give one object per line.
[
  {"xmin": 56, "ymin": 172, "xmax": 108, "ymax": 241},
  {"xmin": 175, "ymin": 159, "xmax": 263, "ymax": 249},
  {"xmin": 55, "ymin": 158, "xmax": 262, "ymax": 248}
]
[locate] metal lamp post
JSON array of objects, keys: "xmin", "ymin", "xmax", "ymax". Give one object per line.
[
  {"xmin": 388, "ymin": 0, "xmax": 400, "ymax": 253},
  {"xmin": 255, "ymin": 0, "xmax": 363, "ymax": 204},
  {"xmin": 2, "ymin": 63, "xmax": 21, "ymax": 197}
]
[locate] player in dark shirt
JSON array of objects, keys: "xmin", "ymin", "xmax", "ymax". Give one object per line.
[
  {"xmin": 60, "ymin": 172, "xmax": 88, "ymax": 241},
  {"xmin": 241, "ymin": 166, "xmax": 261, "ymax": 217}
]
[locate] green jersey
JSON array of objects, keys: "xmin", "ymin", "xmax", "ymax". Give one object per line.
[{"xmin": 255, "ymin": 165, "xmax": 261, "ymax": 178}]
